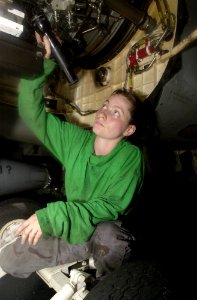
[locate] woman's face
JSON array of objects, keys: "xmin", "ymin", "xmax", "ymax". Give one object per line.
[{"xmin": 92, "ymin": 94, "xmax": 135, "ymax": 141}]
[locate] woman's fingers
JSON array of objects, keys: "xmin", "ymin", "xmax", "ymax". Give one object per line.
[
  {"xmin": 43, "ymin": 35, "xmax": 51, "ymax": 59},
  {"xmin": 33, "ymin": 231, "xmax": 42, "ymax": 246},
  {"xmin": 35, "ymin": 31, "xmax": 43, "ymax": 45},
  {"xmin": 20, "ymin": 229, "xmax": 31, "ymax": 245},
  {"xmin": 35, "ymin": 31, "xmax": 51, "ymax": 59},
  {"xmin": 27, "ymin": 229, "xmax": 41, "ymax": 246},
  {"xmin": 15, "ymin": 220, "xmax": 29, "ymax": 236},
  {"xmin": 15, "ymin": 214, "xmax": 42, "ymax": 246}
]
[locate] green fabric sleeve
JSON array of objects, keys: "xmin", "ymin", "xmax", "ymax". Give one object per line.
[
  {"xmin": 36, "ymin": 148, "xmax": 144, "ymax": 244},
  {"xmin": 18, "ymin": 59, "xmax": 71, "ymax": 163}
]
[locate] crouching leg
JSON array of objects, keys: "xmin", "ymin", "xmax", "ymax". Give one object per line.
[{"xmin": 90, "ymin": 221, "xmax": 135, "ymax": 278}]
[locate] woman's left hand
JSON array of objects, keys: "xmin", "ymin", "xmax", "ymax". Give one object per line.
[{"xmin": 15, "ymin": 214, "xmax": 42, "ymax": 246}]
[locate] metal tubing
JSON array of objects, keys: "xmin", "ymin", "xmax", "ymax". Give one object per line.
[
  {"xmin": 105, "ymin": 0, "xmax": 155, "ymax": 32},
  {"xmin": 105, "ymin": 0, "xmax": 146, "ymax": 25}
]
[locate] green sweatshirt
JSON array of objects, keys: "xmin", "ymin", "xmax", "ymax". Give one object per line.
[{"xmin": 18, "ymin": 59, "xmax": 145, "ymax": 244}]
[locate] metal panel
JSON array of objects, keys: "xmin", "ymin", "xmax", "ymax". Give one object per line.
[{"xmin": 0, "ymin": 31, "xmax": 43, "ymax": 78}]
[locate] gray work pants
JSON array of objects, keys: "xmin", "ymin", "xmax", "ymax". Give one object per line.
[{"xmin": 0, "ymin": 221, "xmax": 134, "ymax": 278}]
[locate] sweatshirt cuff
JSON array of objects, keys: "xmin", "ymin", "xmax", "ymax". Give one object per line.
[
  {"xmin": 43, "ymin": 58, "xmax": 57, "ymax": 76},
  {"xmin": 36, "ymin": 207, "xmax": 53, "ymax": 237}
]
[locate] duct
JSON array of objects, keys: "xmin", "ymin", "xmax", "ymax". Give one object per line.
[{"xmin": 0, "ymin": 159, "xmax": 51, "ymax": 196}]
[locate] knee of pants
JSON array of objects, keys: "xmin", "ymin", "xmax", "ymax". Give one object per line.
[
  {"xmin": 94, "ymin": 221, "xmax": 119, "ymax": 241},
  {"xmin": 91, "ymin": 221, "xmax": 132, "ymax": 254},
  {"xmin": 92, "ymin": 221, "xmax": 130, "ymax": 243},
  {"xmin": 90, "ymin": 221, "xmax": 133, "ymax": 277}
]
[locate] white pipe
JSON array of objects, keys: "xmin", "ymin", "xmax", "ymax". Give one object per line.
[
  {"xmin": 50, "ymin": 282, "xmax": 75, "ymax": 300},
  {"xmin": 70, "ymin": 269, "xmax": 86, "ymax": 285},
  {"xmin": 160, "ymin": 28, "xmax": 197, "ymax": 63}
]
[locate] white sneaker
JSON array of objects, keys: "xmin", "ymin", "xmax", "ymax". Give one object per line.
[
  {"xmin": 0, "ymin": 219, "xmax": 24, "ymax": 253},
  {"xmin": 0, "ymin": 266, "xmax": 6, "ymax": 278}
]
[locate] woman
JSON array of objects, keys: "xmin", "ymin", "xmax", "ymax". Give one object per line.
[{"xmin": 0, "ymin": 34, "xmax": 145, "ymax": 278}]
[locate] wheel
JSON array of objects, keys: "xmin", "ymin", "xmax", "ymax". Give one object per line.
[
  {"xmin": 85, "ymin": 260, "xmax": 174, "ymax": 300},
  {"xmin": 59, "ymin": 0, "xmax": 152, "ymax": 69},
  {"xmin": 0, "ymin": 197, "xmax": 42, "ymax": 229},
  {"xmin": 16, "ymin": 0, "xmax": 152, "ymax": 69}
]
